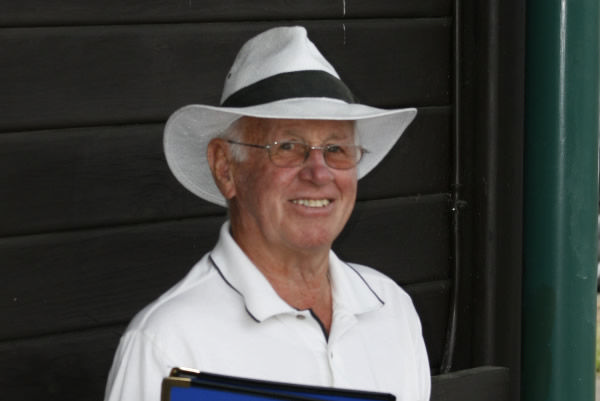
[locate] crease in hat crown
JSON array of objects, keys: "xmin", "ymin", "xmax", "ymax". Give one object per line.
[{"xmin": 220, "ymin": 26, "xmax": 340, "ymax": 105}]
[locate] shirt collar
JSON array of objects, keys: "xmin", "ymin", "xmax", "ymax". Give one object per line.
[
  {"xmin": 210, "ymin": 221, "xmax": 384, "ymax": 322},
  {"xmin": 328, "ymin": 251, "xmax": 384, "ymax": 315}
]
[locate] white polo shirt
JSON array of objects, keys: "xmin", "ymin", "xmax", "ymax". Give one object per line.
[{"xmin": 104, "ymin": 222, "xmax": 431, "ymax": 401}]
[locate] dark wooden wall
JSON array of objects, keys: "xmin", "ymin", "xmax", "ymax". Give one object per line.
[{"xmin": 0, "ymin": 1, "xmax": 521, "ymax": 400}]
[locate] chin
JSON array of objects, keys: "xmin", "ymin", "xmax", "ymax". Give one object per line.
[{"xmin": 288, "ymin": 227, "xmax": 339, "ymax": 251}]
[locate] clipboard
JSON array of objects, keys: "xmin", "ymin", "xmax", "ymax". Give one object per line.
[{"xmin": 162, "ymin": 367, "xmax": 396, "ymax": 401}]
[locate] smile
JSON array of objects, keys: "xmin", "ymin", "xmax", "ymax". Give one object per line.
[{"xmin": 291, "ymin": 199, "xmax": 331, "ymax": 208}]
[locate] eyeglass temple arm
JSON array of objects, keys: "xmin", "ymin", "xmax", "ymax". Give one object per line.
[{"xmin": 226, "ymin": 140, "xmax": 269, "ymax": 150}]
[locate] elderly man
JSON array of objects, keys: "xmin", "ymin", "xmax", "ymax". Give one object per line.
[{"xmin": 104, "ymin": 26, "xmax": 430, "ymax": 401}]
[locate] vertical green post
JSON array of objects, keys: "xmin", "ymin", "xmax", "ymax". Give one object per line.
[{"xmin": 523, "ymin": 0, "xmax": 599, "ymax": 400}]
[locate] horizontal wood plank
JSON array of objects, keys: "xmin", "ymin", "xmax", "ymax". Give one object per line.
[
  {"xmin": 0, "ymin": 19, "xmax": 451, "ymax": 132},
  {"xmin": 405, "ymin": 280, "xmax": 451, "ymax": 371},
  {"xmin": 0, "ymin": 1, "xmax": 452, "ymax": 27},
  {"xmin": 0, "ymin": 325, "xmax": 123, "ymax": 401},
  {"xmin": 0, "ymin": 107, "xmax": 449, "ymax": 236},
  {"xmin": 0, "ymin": 217, "xmax": 225, "ymax": 341},
  {"xmin": 0, "ymin": 196, "xmax": 450, "ymax": 340},
  {"xmin": 431, "ymin": 366, "xmax": 510, "ymax": 401},
  {"xmin": 358, "ymin": 106, "xmax": 451, "ymax": 200},
  {"xmin": 336, "ymin": 194, "xmax": 451, "ymax": 284},
  {"xmin": 0, "ymin": 124, "xmax": 217, "ymax": 237},
  {"xmin": 0, "ymin": 283, "xmax": 450, "ymax": 401}
]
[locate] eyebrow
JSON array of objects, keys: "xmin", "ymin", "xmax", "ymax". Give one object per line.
[{"xmin": 276, "ymin": 130, "xmax": 354, "ymax": 143}]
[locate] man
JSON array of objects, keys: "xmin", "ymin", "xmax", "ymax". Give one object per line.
[{"xmin": 105, "ymin": 26, "xmax": 430, "ymax": 401}]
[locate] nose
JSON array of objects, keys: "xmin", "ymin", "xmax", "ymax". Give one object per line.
[{"xmin": 298, "ymin": 147, "xmax": 334, "ymax": 184}]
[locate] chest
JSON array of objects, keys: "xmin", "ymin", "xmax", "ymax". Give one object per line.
[{"xmin": 165, "ymin": 309, "xmax": 420, "ymax": 400}]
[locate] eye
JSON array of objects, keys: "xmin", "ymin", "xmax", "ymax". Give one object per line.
[
  {"xmin": 276, "ymin": 141, "xmax": 304, "ymax": 152},
  {"xmin": 326, "ymin": 144, "xmax": 345, "ymax": 154}
]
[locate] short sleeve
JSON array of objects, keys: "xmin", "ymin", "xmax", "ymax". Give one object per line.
[{"xmin": 104, "ymin": 330, "xmax": 173, "ymax": 401}]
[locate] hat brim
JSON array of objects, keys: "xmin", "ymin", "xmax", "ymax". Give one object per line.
[{"xmin": 164, "ymin": 97, "xmax": 417, "ymax": 207}]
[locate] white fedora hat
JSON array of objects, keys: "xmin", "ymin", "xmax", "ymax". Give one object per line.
[{"xmin": 164, "ymin": 26, "xmax": 417, "ymax": 207}]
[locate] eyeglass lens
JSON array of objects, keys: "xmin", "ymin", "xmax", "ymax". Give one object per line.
[{"xmin": 269, "ymin": 141, "xmax": 362, "ymax": 169}]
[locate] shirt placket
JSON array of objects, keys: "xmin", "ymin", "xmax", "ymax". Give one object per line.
[
  {"xmin": 327, "ymin": 308, "xmax": 359, "ymax": 388},
  {"xmin": 278, "ymin": 309, "xmax": 333, "ymax": 385}
]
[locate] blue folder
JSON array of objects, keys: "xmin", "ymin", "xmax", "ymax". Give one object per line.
[{"xmin": 161, "ymin": 367, "xmax": 395, "ymax": 401}]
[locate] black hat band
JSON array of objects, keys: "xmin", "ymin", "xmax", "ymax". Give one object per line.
[{"xmin": 221, "ymin": 70, "xmax": 356, "ymax": 107}]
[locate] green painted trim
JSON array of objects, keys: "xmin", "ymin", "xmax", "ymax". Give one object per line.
[{"xmin": 523, "ymin": 1, "xmax": 599, "ymax": 400}]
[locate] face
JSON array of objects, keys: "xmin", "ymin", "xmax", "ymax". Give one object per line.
[{"xmin": 217, "ymin": 117, "xmax": 358, "ymax": 257}]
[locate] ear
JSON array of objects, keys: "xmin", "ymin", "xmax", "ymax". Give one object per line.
[{"xmin": 207, "ymin": 138, "xmax": 237, "ymax": 200}]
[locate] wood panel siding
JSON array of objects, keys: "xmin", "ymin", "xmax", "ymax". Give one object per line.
[
  {"xmin": 0, "ymin": 196, "xmax": 449, "ymax": 340},
  {"xmin": 0, "ymin": 20, "xmax": 451, "ymax": 132},
  {"xmin": 0, "ymin": 1, "xmax": 452, "ymax": 27},
  {"xmin": 0, "ymin": 107, "xmax": 450, "ymax": 236},
  {"xmin": 0, "ymin": 1, "xmax": 476, "ymax": 399},
  {"xmin": 0, "ymin": 279, "xmax": 451, "ymax": 401},
  {"xmin": 0, "ymin": 326, "xmax": 124, "ymax": 401}
]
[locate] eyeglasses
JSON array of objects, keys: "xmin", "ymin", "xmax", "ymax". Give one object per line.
[{"xmin": 226, "ymin": 140, "xmax": 368, "ymax": 169}]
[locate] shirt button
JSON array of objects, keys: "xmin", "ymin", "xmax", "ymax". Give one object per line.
[{"xmin": 296, "ymin": 314, "xmax": 306, "ymax": 320}]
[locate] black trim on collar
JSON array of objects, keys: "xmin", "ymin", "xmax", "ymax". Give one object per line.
[
  {"xmin": 308, "ymin": 309, "xmax": 329, "ymax": 341},
  {"xmin": 209, "ymin": 255, "xmax": 260, "ymax": 323},
  {"xmin": 344, "ymin": 262, "xmax": 386, "ymax": 306},
  {"xmin": 221, "ymin": 70, "xmax": 356, "ymax": 107}
]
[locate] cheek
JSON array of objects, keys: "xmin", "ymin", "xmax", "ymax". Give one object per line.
[
  {"xmin": 233, "ymin": 162, "xmax": 286, "ymax": 211},
  {"xmin": 339, "ymin": 176, "xmax": 358, "ymax": 218},
  {"xmin": 339, "ymin": 173, "xmax": 358, "ymax": 200}
]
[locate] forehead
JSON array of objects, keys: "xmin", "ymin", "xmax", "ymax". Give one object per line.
[{"xmin": 241, "ymin": 118, "xmax": 355, "ymax": 142}]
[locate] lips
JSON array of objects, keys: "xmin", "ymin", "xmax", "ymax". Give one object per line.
[{"xmin": 291, "ymin": 199, "xmax": 331, "ymax": 208}]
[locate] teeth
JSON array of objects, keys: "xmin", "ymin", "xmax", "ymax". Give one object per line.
[{"xmin": 292, "ymin": 199, "xmax": 331, "ymax": 208}]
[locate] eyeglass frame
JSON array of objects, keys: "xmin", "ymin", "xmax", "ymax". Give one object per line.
[{"xmin": 225, "ymin": 139, "xmax": 369, "ymax": 170}]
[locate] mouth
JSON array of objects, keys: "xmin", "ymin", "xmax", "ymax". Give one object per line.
[{"xmin": 291, "ymin": 199, "xmax": 331, "ymax": 208}]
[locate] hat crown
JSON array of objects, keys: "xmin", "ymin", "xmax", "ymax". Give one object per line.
[{"xmin": 220, "ymin": 26, "xmax": 340, "ymax": 104}]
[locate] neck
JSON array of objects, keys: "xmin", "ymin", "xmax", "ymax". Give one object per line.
[
  {"xmin": 231, "ymin": 225, "xmax": 333, "ymax": 334},
  {"xmin": 257, "ymin": 255, "xmax": 333, "ymax": 335}
]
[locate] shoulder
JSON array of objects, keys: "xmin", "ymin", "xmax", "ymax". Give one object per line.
[
  {"xmin": 346, "ymin": 262, "xmax": 411, "ymax": 298},
  {"xmin": 126, "ymin": 254, "xmax": 220, "ymax": 335},
  {"xmin": 345, "ymin": 262, "xmax": 420, "ymax": 318}
]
